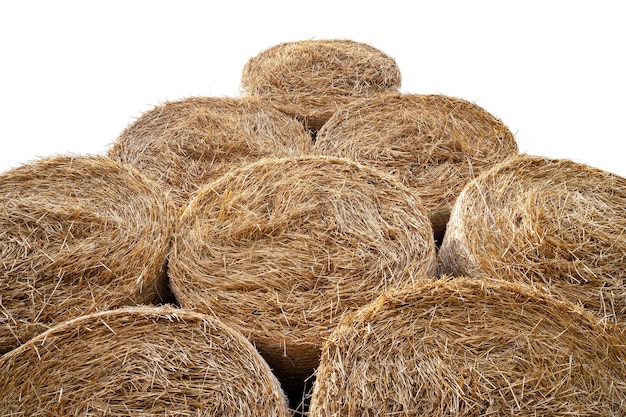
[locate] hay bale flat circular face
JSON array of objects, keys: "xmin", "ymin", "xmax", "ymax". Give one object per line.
[
  {"xmin": 107, "ymin": 96, "xmax": 313, "ymax": 209},
  {"xmin": 168, "ymin": 155, "xmax": 437, "ymax": 382},
  {"xmin": 314, "ymin": 93, "xmax": 518, "ymax": 239},
  {"xmin": 240, "ymin": 39, "xmax": 402, "ymax": 131},
  {"xmin": 309, "ymin": 277, "xmax": 626, "ymax": 416},
  {"xmin": 0, "ymin": 155, "xmax": 175, "ymax": 353},
  {"xmin": 438, "ymin": 154, "xmax": 626, "ymax": 321},
  {"xmin": 0, "ymin": 306, "xmax": 290, "ymax": 416}
]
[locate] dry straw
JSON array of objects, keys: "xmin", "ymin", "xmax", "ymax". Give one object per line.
[
  {"xmin": 0, "ymin": 155, "xmax": 175, "ymax": 354},
  {"xmin": 0, "ymin": 306, "xmax": 290, "ymax": 416},
  {"xmin": 168, "ymin": 155, "xmax": 438, "ymax": 387},
  {"xmin": 309, "ymin": 276, "xmax": 626, "ymax": 416},
  {"xmin": 438, "ymin": 154, "xmax": 626, "ymax": 321},
  {"xmin": 314, "ymin": 93, "xmax": 518, "ymax": 241},
  {"xmin": 240, "ymin": 39, "xmax": 402, "ymax": 132},
  {"xmin": 107, "ymin": 95, "xmax": 313, "ymax": 209}
]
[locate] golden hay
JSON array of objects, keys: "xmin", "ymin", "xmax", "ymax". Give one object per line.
[
  {"xmin": 240, "ymin": 39, "xmax": 402, "ymax": 132},
  {"xmin": 107, "ymin": 95, "xmax": 313, "ymax": 209},
  {"xmin": 0, "ymin": 155, "xmax": 175, "ymax": 354},
  {"xmin": 0, "ymin": 306, "xmax": 290, "ymax": 416},
  {"xmin": 309, "ymin": 276, "xmax": 626, "ymax": 416},
  {"xmin": 168, "ymin": 155, "xmax": 438, "ymax": 388},
  {"xmin": 438, "ymin": 154, "xmax": 626, "ymax": 321},
  {"xmin": 314, "ymin": 93, "xmax": 518, "ymax": 242}
]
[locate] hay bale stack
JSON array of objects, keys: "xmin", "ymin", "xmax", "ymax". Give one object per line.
[
  {"xmin": 168, "ymin": 155, "xmax": 438, "ymax": 387},
  {"xmin": 309, "ymin": 276, "xmax": 626, "ymax": 416},
  {"xmin": 240, "ymin": 39, "xmax": 402, "ymax": 132},
  {"xmin": 107, "ymin": 95, "xmax": 313, "ymax": 209},
  {"xmin": 438, "ymin": 154, "xmax": 626, "ymax": 321},
  {"xmin": 314, "ymin": 93, "xmax": 518, "ymax": 241},
  {"xmin": 0, "ymin": 155, "xmax": 175, "ymax": 354},
  {"xmin": 0, "ymin": 306, "xmax": 290, "ymax": 416}
]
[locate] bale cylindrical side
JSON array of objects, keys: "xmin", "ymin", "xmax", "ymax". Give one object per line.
[
  {"xmin": 0, "ymin": 155, "xmax": 176, "ymax": 354},
  {"xmin": 438, "ymin": 154, "xmax": 626, "ymax": 321},
  {"xmin": 0, "ymin": 306, "xmax": 290, "ymax": 416},
  {"xmin": 314, "ymin": 93, "xmax": 518, "ymax": 241},
  {"xmin": 309, "ymin": 276, "xmax": 626, "ymax": 416},
  {"xmin": 107, "ymin": 95, "xmax": 313, "ymax": 209},
  {"xmin": 168, "ymin": 155, "xmax": 438, "ymax": 386},
  {"xmin": 240, "ymin": 39, "xmax": 402, "ymax": 132}
]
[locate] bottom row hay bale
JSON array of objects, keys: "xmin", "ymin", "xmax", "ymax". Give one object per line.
[
  {"xmin": 0, "ymin": 306, "xmax": 290, "ymax": 416},
  {"xmin": 0, "ymin": 155, "xmax": 176, "ymax": 354},
  {"xmin": 438, "ymin": 154, "xmax": 626, "ymax": 322},
  {"xmin": 309, "ymin": 276, "xmax": 626, "ymax": 416},
  {"xmin": 168, "ymin": 155, "xmax": 438, "ymax": 388}
]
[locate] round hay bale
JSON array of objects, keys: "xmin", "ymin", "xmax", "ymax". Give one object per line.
[
  {"xmin": 107, "ymin": 95, "xmax": 313, "ymax": 209},
  {"xmin": 309, "ymin": 276, "xmax": 626, "ymax": 416},
  {"xmin": 240, "ymin": 39, "xmax": 402, "ymax": 132},
  {"xmin": 314, "ymin": 93, "xmax": 518, "ymax": 241},
  {"xmin": 0, "ymin": 155, "xmax": 175, "ymax": 354},
  {"xmin": 168, "ymin": 155, "xmax": 438, "ymax": 387},
  {"xmin": 0, "ymin": 306, "xmax": 290, "ymax": 416},
  {"xmin": 438, "ymin": 154, "xmax": 626, "ymax": 321}
]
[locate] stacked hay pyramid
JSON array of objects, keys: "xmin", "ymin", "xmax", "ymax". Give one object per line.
[{"xmin": 1, "ymin": 39, "xmax": 625, "ymax": 416}]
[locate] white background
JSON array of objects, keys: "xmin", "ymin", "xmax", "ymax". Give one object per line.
[{"xmin": 1, "ymin": 1, "xmax": 624, "ymax": 177}]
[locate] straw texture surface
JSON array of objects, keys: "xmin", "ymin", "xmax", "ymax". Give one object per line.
[
  {"xmin": 240, "ymin": 39, "xmax": 402, "ymax": 131},
  {"xmin": 108, "ymin": 95, "xmax": 312, "ymax": 209},
  {"xmin": 0, "ymin": 306, "xmax": 290, "ymax": 416},
  {"xmin": 438, "ymin": 154, "xmax": 626, "ymax": 321},
  {"xmin": 168, "ymin": 155, "xmax": 437, "ymax": 384},
  {"xmin": 0, "ymin": 155, "xmax": 175, "ymax": 353},
  {"xmin": 309, "ymin": 276, "xmax": 626, "ymax": 416},
  {"xmin": 314, "ymin": 93, "xmax": 518, "ymax": 239}
]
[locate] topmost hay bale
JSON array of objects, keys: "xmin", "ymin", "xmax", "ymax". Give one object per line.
[
  {"xmin": 168, "ymin": 155, "xmax": 438, "ymax": 384},
  {"xmin": 107, "ymin": 95, "xmax": 313, "ymax": 209},
  {"xmin": 314, "ymin": 93, "xmax": 518, "ymax": 240},
  {"xmin": 438, "ymin": 154, "xmax": 626, "ymax": 321},
  {"xmin": 0, "ymin": 155, "xmax": 175, "ymax": 354},
  {"xmin": 0, "ymin": 305, "xmax": 290, "ymax": 416},
  {"xmin": 308, "ymin": 276, "xmax": 626, "ymax": 416},
  {"xmin": 240, "ymin": 39, "xmax": 402, "ymax": 132}
]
